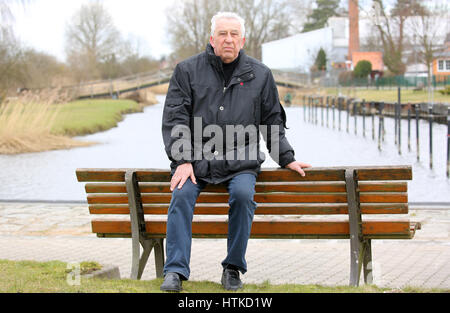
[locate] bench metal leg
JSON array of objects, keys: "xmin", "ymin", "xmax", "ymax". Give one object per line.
[
  {"xmin": 126, "ymin": 169, "xmax": 162, "ymax": 280},
  {"xmin": 349, "ymin": 238, "xmax": 364, "ymax": 287},
  {"xmin": 363, "ymin": 239, "xmax": 373, "ymax": 284},
  {"xmin": 153, "ymin": 238, "xmax": 165, "ymax": 278},
  {"xmin": 130, "ymin": 238, "xmax": 152, "ymax": 280},
  {"xmin": 346, "ymin": 169, "xmax": 364, "ymax": 287},
  {"xmin": 130, "ymin": 238, "xmax": 165, "ymax": 280}
]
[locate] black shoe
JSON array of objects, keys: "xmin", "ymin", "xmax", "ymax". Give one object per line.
[
  {"xmin": 221, "ymin": 268, "xmax": 243, "ymax": 291},
  {"xmin": 160, "ymin": 272, "xmax": 182, "ymax": 292}
]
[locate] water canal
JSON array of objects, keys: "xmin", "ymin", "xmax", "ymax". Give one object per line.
[{"xmin": 0, "ymin": 95, "xmax": 448, "ymax": 203}]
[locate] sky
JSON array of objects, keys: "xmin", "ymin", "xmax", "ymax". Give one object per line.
[{"xmin": 9, "ymin": 0, "xmax": 174, "ymax": 62}]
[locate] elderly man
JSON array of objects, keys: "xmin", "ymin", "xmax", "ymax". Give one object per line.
[{"xmin": 161, "ymin": 12, "xmax": 310, "ymax": 292}]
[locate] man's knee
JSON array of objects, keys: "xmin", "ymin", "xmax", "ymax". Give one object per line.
[
  {"xmin": 229, "ymin": 187, "xmax": 254, "ymax": 204},
  {"xmin": 169, "ymin": 179, "xmax": 200, "ymax": 214},
  {"xmin": 228, "ymin": 174, "xmax": 256, "ymax": 205}
]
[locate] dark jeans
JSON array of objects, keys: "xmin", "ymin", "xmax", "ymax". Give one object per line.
[{"xmin": 163, "ymin": 173, "xmax": 257, "ymax": 280}]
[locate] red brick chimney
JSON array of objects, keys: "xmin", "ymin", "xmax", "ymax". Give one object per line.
[{"xmin": 348, "ymin": 0, "xmax": 360, "ymax": 61}]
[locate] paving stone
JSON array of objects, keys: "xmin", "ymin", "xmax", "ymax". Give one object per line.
[{"xmin": 0, "ymin": 202, "xmax": 449, "ymax": 290}]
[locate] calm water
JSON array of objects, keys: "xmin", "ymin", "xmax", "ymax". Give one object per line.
[{"xmin": 0, "ymin": 95, "xmax": 449, "ymax": 203}]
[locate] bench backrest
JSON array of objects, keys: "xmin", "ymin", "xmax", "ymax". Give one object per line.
[{"xmin": 76, "ymin": 166, "xmax": 417, "ymax": 239}]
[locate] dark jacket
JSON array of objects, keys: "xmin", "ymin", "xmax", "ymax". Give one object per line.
[{"xmin": 162, "ymin": 44, "xmax": 296, "ymax": 184}]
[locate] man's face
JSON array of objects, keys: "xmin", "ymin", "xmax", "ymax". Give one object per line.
[{"xmin": 210, "ymin": 18, "xmax": 245, "ymax": 64}]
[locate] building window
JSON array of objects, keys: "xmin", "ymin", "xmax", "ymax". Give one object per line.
[{"xmin": 437, "ymin": 59, "xmax": 450, "ymax": 72}]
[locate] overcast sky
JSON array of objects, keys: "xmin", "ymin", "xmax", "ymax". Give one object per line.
[{"xmin": 9, "ymin": 0, "xmax": 174, "ymax": 62}]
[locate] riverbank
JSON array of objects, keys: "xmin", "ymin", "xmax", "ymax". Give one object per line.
[
  {"xmin": 0, "ymin": 89, "xmax": 160, "ymax": 155},
  {"xmin": 277, "ymin": 86, "xmax": 449, "ymax": 107}
]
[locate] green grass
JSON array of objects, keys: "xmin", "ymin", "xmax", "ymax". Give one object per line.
[
  {"xmin": 51, "ymin": 99, "xmax": 143, "ymax": 137},
  {"xmin": 324, "ymin": 88, "xmax": 450, "ymax": 104},
  {"xmin": 0, "ymin": 260, "xmax": 447, "ymax": 293}
]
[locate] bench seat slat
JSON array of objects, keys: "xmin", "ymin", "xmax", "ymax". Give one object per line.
[
  {"xmin": 91, "ymin": 220, "xmax": 415, "ymax": 238},
  {"xmin": 88, "ymin": 203, "xmax": 408, "ymax": 215},
  {"xmin": 84, "ymin": 182, "xmax": 408, "ymax": 194},
  {"xmin": 86, "ymin": 192, "xmax": 408, "ymax": 205}
]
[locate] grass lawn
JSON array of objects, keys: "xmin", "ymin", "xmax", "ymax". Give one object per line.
[
  {"xmin": 323, "ymin": 87, "xmax": 450, "ymax": 104},
  {"xmin": 52, "ymin": 99, "xmax": 144, "ymax": 137},
  {"xmin": 0, "ymin": 259, "xmax": 446, "ymax": 293}
]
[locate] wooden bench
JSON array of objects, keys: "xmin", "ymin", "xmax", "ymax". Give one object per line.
[{"xmin": 76, "ymin": 165, "xmax": 421, "ymax": 287}]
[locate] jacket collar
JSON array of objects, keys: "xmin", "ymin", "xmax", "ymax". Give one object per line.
[{"xmin": 206, "ymin": 44, "xmax": 253, "ymax": 79}]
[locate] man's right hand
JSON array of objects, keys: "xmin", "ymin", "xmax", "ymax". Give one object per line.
[{"xmin": 170, "ymin": 163, "xmax": 197, "ymax": 191}]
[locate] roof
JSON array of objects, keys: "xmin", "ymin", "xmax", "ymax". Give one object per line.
[
  {"xmin": 434, "ymin": 51, "xmax": 450, "ymax": 58},
  {"xmin": 352, "ymin": 51, "xmax": 384, "ymax": 71}
]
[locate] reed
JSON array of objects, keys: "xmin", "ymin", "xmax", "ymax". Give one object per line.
[{"xmin": 0, "ymin": 91, "xmax": 93, "ymax": 154}]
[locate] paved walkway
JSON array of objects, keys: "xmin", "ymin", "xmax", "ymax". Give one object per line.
[{"xmin": 0, "ymin": 201, "xmax": 449, "ymax": 290}]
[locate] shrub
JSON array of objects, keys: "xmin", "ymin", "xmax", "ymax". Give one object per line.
[
  {"xmin": 354, "ymin": 60, "xmax": 372, "ymax": 78},
  {"xmin": 439, "ymin": 86, "xmax": 450, "ymax": 95}
]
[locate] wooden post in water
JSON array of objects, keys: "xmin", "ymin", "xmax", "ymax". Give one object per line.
[
  {"xmin": 371, "ymin": 102, "xmax": 375, "ymax": 140},
  {"xmin": 338, "ymin": 97, "xmax": 342, "ymax": 131},
  {"xmin": 326, "ymin": 96, "xmax": 329, "ymax": 128},
  {"xmin": 378, "ymin": 102, "xmax": 385, "ymax": 151},
  {"xmin": 382, "ymin": 102, "xmax": 385, "ymax": 142},
  {"xmin": 321, "ymin": 97, "xmax": 324, "ymax": 127},
  {"xmin": 429, "ymin": 105, "xmax": 433, "ymax": 170},
  {"xmin": 346, "ymin": 99, "xmax": 350, "ymax": 133},
  {"xmin": 415, "ymin": 103, "xmax": 420, "ymax": 161},
  {"xmin": 332, "ymin": 97, "xmax": 336, "ymax": 129},
  {"xmin": 303, "ymin": 95, "xmax": 306, "ymax": 122},
  {"xmin": 397, "ymin": 88, "xmax": 402, "ymax": 155},
  {"xmin": 314, "ymin": 96, "xmax": 319, "ymax": 125},
  {"xmin": 407, "ymin": 104, "xmax": 411, "ymax": 152},
  {"xmin": 354, "ymin": 101, "xmax": 358, "ymax": 135},
  {"xmin": 447, "ymin": 108, "xmax": 449, "ymax": 178},
  {"xmin": 308, "ymin": 96, "xmax": 312, "ymax": 123},
  {"xmin": 362, "ymin": 100, "xmax": 366, "ymax": 138},
  {"xmin": 395, "ymin": 102, "xmax": 398, "ymax": 146}
]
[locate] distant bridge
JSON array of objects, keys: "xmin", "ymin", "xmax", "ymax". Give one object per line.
[{"xmin": 62, "ymin": 68, "xmax": 306, "ymax": 100}]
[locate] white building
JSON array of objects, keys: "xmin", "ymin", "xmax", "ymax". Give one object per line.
[
  {"xmin": 262, "ymin": 15, "xmax": 449, "ymax": 74},
  {"xmin": 262, "ymin": 16, "xmax": 375, "ymax": 72}
]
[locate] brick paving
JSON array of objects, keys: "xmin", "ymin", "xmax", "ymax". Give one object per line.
[{"xmin": 0, "ymin": 201, "xmax": 449, "ymax": 290}]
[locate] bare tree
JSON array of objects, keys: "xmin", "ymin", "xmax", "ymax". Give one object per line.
[
  {"xmin": 165, "ymin": 0, "xmax": 221, "ymax": 61},
  {"xmin": 226, "ymin": 0, "xmax": 291, "ymax": 59},
  {"xmin": 0, "ymin": 0, "xmax": 28, "ymax": 99},
  {"xmin": 65, "ymin": 1, "xmax": 124, "ymax": 81},
  {"xmin": 408, "ymin": 2, "xmax": 448, "ymax": 90},
  {"xmin": 166, "ymin": 0, "xmax": 292, "ymax": 61},
  {"xmin": 284, "ymin": 0, "xmax": 314, "ymax": 34},
  {"xmin": 371, "ymin": 0, "xmax": 425, "ymax": 75}
]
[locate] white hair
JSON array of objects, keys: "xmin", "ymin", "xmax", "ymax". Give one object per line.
[{"xmin": 210, "ymin": 12, "xmax": 245, "ymax": 38}]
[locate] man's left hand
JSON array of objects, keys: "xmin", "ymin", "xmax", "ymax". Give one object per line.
[{"xmin": 286, "ymin": 161, "xmax": 312, "ymax": 177}]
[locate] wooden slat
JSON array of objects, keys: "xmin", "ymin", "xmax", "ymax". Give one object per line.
[
  {"xmin": 356, "ymin": 166, "xmax": 412, "ymax": 181},
  {"xmin": 359, "ymin": 192, "xmax": 407, "ymax": 203},
  {"xmin": 88, "ymin": 203, "xmax": 408, "ymax": 215},
  {"xmin": 91, "ymin": 220, "xmax": 413, "ymax": 237},
  {"xmin": 84, "ymin": 181, "xmax": 408, "ymax": 194},
  {"xmin": 87, "ymin": 193, "xmax": 350, "ymax": 204},
  {"xmin": 86, "ymin": 192, "xmax": 407, "ymax": 205},
  {"xmin": 359, "ymin": 182, "xmax": 407, "ymax": 192},
  {"xmin": 77, "ymin": 166, "xmax": 412, "ymax": 183},
  {"xmin": 77, "ymin": 168, "xmax": 346, "ymax": 182}
]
